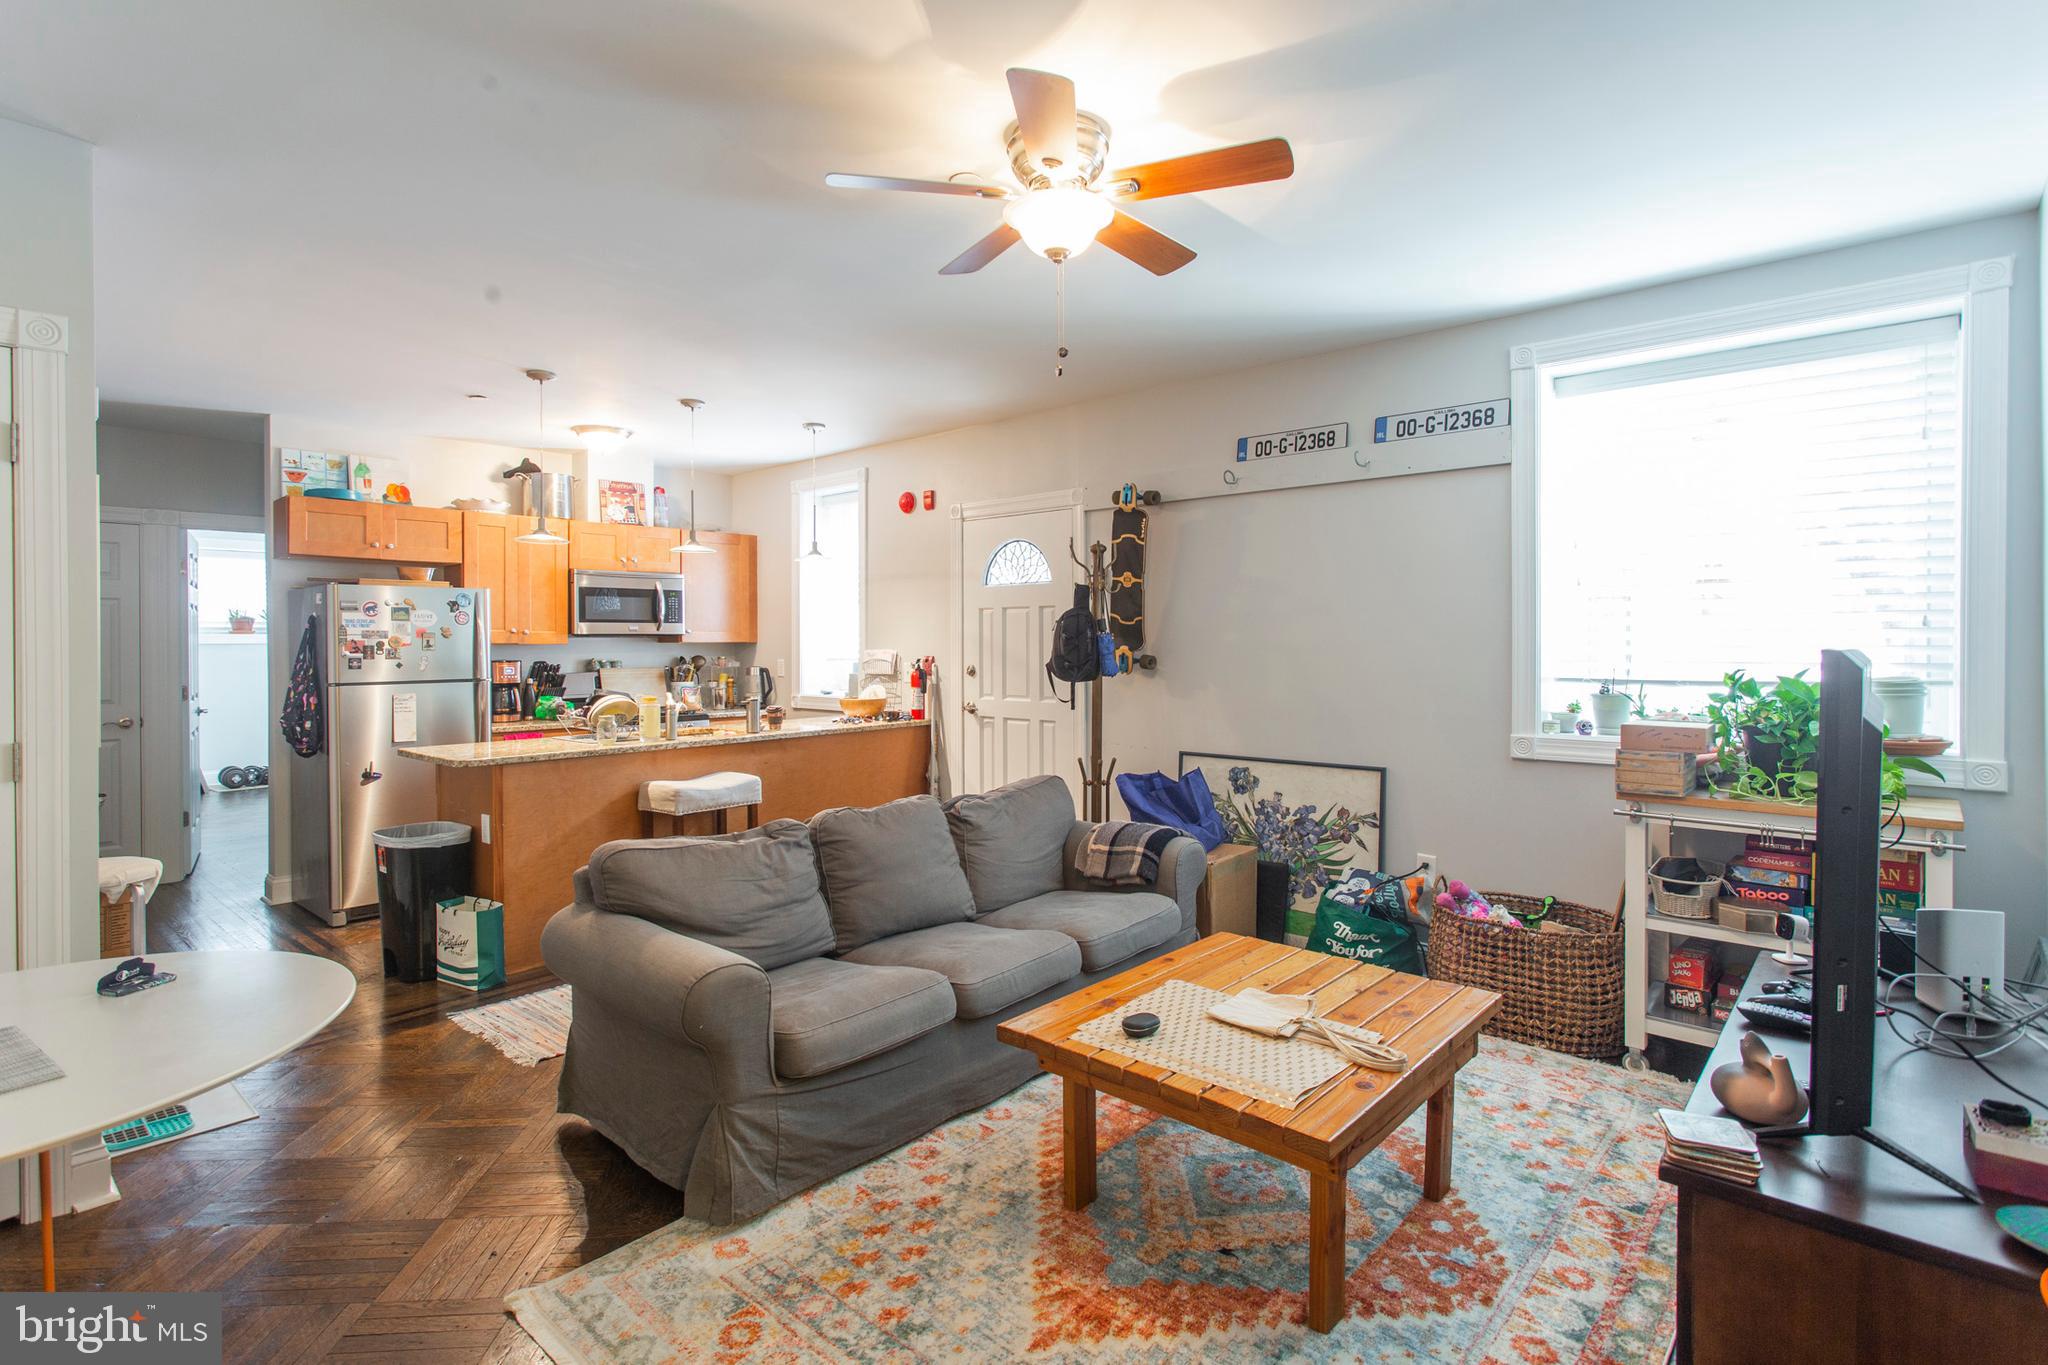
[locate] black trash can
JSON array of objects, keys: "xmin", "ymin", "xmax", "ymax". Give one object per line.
[{"xmin": 372, "ymin": 821, "xmax": 473, "ymax": 982}]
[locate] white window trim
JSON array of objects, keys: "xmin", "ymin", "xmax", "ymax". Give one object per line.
[
  {"xmin": 789, "ymin": 465, "xmax": 867, "ymax": 710},
  {"xmin": 1507, "ymin": 257, "xmax": 2013, "ymax": 793}
]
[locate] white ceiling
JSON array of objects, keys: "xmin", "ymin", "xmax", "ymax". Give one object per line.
[{"xmin": 4, "ymin": 1, "xmax": 2044, "ymax": 469}]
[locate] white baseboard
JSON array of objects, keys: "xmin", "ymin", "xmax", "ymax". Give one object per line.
[{"xmin": 263, "ymin": 872, "xmax": 299, "ymax": 906}]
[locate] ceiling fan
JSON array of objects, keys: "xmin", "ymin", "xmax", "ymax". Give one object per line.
[{"xmin": 825, "ymin": 68, "xmax": 1293, "ymax": 277}]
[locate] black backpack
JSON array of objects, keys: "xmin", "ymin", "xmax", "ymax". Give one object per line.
[{"xmin": 1046, "ymin": 584, "xmax": 1100, "ymax": 704}]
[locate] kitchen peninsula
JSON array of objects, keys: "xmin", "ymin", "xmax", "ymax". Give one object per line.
[{"xmin": 399, "ymin": 717, "xmax": 931, "ymax": 977}]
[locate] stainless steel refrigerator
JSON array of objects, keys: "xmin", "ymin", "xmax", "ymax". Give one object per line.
[{"xmin": 286, "ymin": 581, "xmax": 488, "ymax": 926}]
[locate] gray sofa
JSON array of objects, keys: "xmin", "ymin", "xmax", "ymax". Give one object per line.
[{"xmin": 541, "ymin": 773, "xmax": 1205, "ymax": 1224}]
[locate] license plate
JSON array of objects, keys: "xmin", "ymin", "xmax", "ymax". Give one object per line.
[
  {"xmin": 1235, "ymin": 423, "xmax": 1349, "ymax": 461},
  {"xmin": 1373, "ymin": 399, "xmax": 1508, "ymax": 443}
]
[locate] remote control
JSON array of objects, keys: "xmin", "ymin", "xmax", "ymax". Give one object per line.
[{"xmin": 1737, "ymin": 999, "xmax": 1814, "ymax": 1036}]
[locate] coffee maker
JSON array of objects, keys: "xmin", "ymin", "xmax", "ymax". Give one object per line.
[{"xmin": 491, "ymin": 660, "xmax": 524, "ymax": 719}]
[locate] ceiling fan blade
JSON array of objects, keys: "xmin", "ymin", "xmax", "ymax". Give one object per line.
[
  {"xmin": 1006, "ymin": 68, "xmax": 1078, "ymax": 176},
  {"xmin": 938, "ymin": 224, "xmax": 1021, "ymax": 275},
  {"xmin": 1104, "ymin": 137, "xmax": 1294, "ymax": 202},
  {"xmin": 824, "ymin": 172, "xmax": 1007, "ymax": 199},
  {"xmin": 1097, "ymin": 210, "xmax": 1195, "ymax": 276}
]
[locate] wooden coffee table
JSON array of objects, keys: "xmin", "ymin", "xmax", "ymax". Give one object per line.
[{"xmin": 997, "ymin": 932, "xmax": 1500, "ymax": 1332}]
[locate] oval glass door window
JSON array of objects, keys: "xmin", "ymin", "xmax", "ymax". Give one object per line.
[{"xmin": 984, "ymin": 538, "xmax": 1053, "ymax": 587}]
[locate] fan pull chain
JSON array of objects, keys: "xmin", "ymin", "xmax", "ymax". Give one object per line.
[{"xmin": 1055, "ymin": 256, "xmax": 1068, "ymax": 378}]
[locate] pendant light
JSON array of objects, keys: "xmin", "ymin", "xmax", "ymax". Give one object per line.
[
  {"xmin": 801, "ymin": 421, "xmax": 826, "ymax": 558},
  {"xmin": 674, "ymin": 398, "xmax": 715, "ymax": 555},
  {"xmin": 516, "ymin": 369, "xmax": 567, "ymax": 545}
]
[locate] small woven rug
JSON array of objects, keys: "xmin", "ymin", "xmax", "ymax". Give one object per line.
[
  {"xmin": 507, "ymin": 1036, "xmax": 1688, "ymax": 1362},
  {"xmin": 1070, "ymin": 979, "xmax": 1348, "ymax": 1107},
  {"xmin": 450, "ymin": 984, "xmax": 571, "ymax": 1066}
]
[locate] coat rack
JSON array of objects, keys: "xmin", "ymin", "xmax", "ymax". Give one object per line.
[{"xmin": 1070, "ymin": 536, "xmax": 1114, "ymax": 821}]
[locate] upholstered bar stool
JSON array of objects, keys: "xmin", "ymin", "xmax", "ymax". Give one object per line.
[{"xmin": 639, "ymin": 772, "xmax": 764, "ymax": 838}]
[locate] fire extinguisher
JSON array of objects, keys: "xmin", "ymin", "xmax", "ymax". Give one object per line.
[{"xmin": 910, "ymin": 661, "xmax": 926, "ymax": 720}]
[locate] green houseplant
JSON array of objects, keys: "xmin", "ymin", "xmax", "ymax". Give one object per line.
[{"xmin": 1709, "ymin": 668, "xmax": 1942, "ymax": 802}]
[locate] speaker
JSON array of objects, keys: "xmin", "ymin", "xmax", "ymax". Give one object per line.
[{"xmin": 1913, "ymin": 907, "xmax": 2006, "ymax": 1017}]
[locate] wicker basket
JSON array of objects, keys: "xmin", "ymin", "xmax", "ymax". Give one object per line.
[
  {"xmin": 1649, "ymin": 857, "xmax": 1725, "ymax": 921},
  {"xmin": 1425, "ymin": 888, "xmax": 1625, "ymax": 1059}
]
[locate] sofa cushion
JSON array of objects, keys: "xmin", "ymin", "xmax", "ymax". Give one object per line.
[
  {"xmin": 943, "ymin": 774, "xmax": 1075, "ymax": 913},
  {"xmin": 811, "ymin": 795, "xmax": 976, "ymax": 952},
  {"xmin": 583, "ymin": 818, "xmax": 833, "ymax": 971},
  {"xmin": 766, "ymin": 957, "xmax": 956, "ymax": 1080},
  {"xmin": 977, "ymin": 890, "xmax": 1183, "ymax": 972},
  {"xmin": 841, "ymin": 922, "xmax": 1082, "ymax": 1020}
]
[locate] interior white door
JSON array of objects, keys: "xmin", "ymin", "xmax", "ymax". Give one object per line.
[
  {"xmin": 99, "ymin": 521, "xmax": 145, "ymax": 857},
  {"xmin": 180, "ymin": 535, "xmax": 201, "ymax": 872},
  {"xmin": 960, "ymin": 506, "xmax": 1077, "ymax": 798},
  {"xmin": 0, "ymin": 349, "xmax": 16, "ymax": 975}
]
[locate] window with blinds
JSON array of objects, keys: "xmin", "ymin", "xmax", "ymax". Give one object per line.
[{"xmin": 1536, "ymin": 312, "xmax": 1963, "ymax": 735}]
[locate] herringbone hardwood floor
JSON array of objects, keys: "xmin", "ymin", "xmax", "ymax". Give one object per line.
[{"xmin": 0, "ymin": 792, "xmax": 681, "ymax": 1361}]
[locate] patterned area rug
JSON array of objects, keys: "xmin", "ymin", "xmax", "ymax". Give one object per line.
[
  {"xmin": 507, "ymin": 1038, "xmax": 1687, "ymax": 1362},
  {"xmin": 450, "ymin": 984, "xmax": 571, "ymax": 1066}
]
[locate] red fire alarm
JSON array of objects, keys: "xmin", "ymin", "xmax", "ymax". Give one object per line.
[
  {"xmin": 921, "ymin": 490, "xmax": 936, "ymax": 511},
  {"xmin": 897, "ymin": 491, "xmax": 916, "ymax": 514}
]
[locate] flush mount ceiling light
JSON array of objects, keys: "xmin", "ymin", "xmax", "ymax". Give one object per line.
[
  {"xmin": 513, "ymin": 368, "xmax": 567, "ymax": 545},
  {"xmin": 674, "ymin": 398, "xmax": 715, "ymax": 556},
  {"xmin": 826, "ymin": 68, "xmax": 1291, "ymax": 376},
  {"xmin": 570, "ymin": 423, "xmax": 632, "ymax": 451},
  {"xmin": 801, "ymin": 421, "xmax": 826, "ymax": 560}
]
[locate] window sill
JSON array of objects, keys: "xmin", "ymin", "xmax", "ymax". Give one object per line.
[{"xmin": 1507, "ymin": 733, "xmax": 2006, "ymax": 793}]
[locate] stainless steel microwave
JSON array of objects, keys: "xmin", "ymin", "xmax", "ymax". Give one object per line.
[{"xmin": 570, "ymin": 570, "xmax": 685, "ymax": 635}]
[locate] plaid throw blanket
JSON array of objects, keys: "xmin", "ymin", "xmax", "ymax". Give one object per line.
[{"xmin": 1076, "ymin": 821, "xmax": 1178, "ymax": 886}]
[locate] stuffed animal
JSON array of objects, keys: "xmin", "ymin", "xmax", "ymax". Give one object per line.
[{"xmin": 1436, "ymin": 879, "xmax": 1517, "ymax": 926}]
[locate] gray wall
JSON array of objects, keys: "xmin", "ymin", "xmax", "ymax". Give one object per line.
[
  {"xmin": 97, "ymin": 422, "xmax": 265, "ymax": 517},
  {"xmin": 0, "ymin": 116, "xmax": 98, "ymax": 962},
  {"xmin": 734, "ymin": 209, "xmax": 2046, "ymax": 966}
]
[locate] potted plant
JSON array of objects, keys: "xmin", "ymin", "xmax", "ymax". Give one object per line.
[
  {"xmin": 1589, "ymin": 680, "xmax": 1632, "ymax": 736},
  {"xmin": 1549, "ymin": 702, "xmax": 1580, "ymax": 734},
  {"xmin": 227, "ymin": 609, "xmax": 257, "ymax": 635}
]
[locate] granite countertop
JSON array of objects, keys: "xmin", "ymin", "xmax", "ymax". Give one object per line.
[
  {"xmin": 399, "ymin": 716, "xmax": 929, "ymax": 768},
  {"xmin": 489, "ymin": 710, "xmax": 746, "ymax": 734}
]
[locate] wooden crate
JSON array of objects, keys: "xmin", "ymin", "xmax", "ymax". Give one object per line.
[
  {"xmin": 1615, "ymin": 750, "xmax": 1696, "ymax": 798},
  {"xmin": 1617, "ymin": 721, "xmax": 1713, "ymax": 753},
  {"xmin": 99, "ymin": 885, "xmax": 138, "ymax": 959}
]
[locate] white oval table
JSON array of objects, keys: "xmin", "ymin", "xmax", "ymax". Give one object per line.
[{"xmin": 0, "ymin": 950, "xmax": 356, "ymax": 1289}]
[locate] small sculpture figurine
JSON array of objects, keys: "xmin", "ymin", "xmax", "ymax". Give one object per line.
[{"xmin": 1710, "ymin": 1031, "xmax": 1809, "ymax": 1126}]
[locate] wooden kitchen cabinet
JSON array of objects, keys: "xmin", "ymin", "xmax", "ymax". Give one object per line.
[
  {"xmin": 274, "ymin": 496, "xmax": 463, "ymax": 565},
  {"xmin": 680, "ymin": 531, "xmax": 758, "ymax": 643},
  {"xmin": 569, "ymin": 520, "xmax": 678, "ymax": 571},
  {"xmin": 457, "ymin": 512, "xmax": 569, "ymax": 644},
  {"xmin": 385, "ymin": 504, "xmax": 464, "ymax": 563}
]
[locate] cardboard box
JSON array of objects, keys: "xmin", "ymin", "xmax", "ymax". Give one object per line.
[
  {"xmin": 1197, "ymin": 843, "xmax": 1258, "ymax": 938},
  {"xmin": 1618, "ymin": 721, "xmax": 1714, "ymax": 753},
  {"xmin": 1717, "ymin": 899, "xmax": 1779, "ymax": 935},
  {"xmin": 1666, "ymin": 982, "xmax": 1712, "ymax": 1015},
  {"xmin": 1666, "ymin": 939, "xmax": 1720, "ymax": 992}
]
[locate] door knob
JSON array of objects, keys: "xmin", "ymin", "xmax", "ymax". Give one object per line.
[
  {"xmin": 115, "ymin": 716, "xmax": 135, "ymax": 729},
  {"xmin": 195, "ymin": 707, "xmax": 209, "ymax": 716},
  {"xmin": 965, "ymin": 665, "xmax": 977, "ymax": 677},
  {"xmin": 963, "ymin": 701, "xmax": 978, "ymax": 715}
]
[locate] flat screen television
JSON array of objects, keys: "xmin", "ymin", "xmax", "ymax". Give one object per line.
[
  {"xmin": 1809, "ymin": 647, "xmax": 1884, "ymax": 1135},
  {"xmin": 1789, "ymin": 648, "xmax": 1974, "ymax": 1198}
]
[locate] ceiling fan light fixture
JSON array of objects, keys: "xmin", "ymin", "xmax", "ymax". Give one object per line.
[
  {"xmin": 570, "ymin": 423, "xmax": 632, "ymax": 451},
  {"xmin": 1003, "ymin": 185, "xmax": 1113, "ymax": 260}
]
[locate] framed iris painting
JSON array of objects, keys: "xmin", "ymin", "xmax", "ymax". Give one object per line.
[{"xmin": 1178, "ymin": 752, "xmax": 1385, "ymax": 945}]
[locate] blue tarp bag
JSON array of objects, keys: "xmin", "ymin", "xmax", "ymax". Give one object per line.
[
  {"xmin": 1116, "ymin": 769, "xmax": 1229, "ymax": 851},
  {"xmin": 1096, "ymin": 632, "xmax": 1122, "ymax": 678}
]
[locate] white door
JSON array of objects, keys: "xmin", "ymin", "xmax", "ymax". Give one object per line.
[
  {"xmin": 0, "ymin": 349, "xmax": 16, "ymax": 973},
  {"xmin": 180, "ymin": 535, "xmax": 201, "ymax": 872},
  {"xmin": 99, "ymin": 521, "xmax": 145, "ymax": 856},
  {"xmin": 960, "ymin": 506, "xmax": 1078, "ymax": 797}
]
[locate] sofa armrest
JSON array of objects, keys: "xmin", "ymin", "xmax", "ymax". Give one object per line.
[
  {"xmin": 1060, "ymin": 822, "xmax": 1206, "ymax": 935},
  {"xmin": 541, "ymin": 903, "xmax": 774, "ymax": 1090}
]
